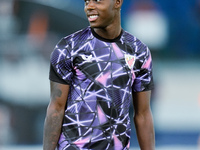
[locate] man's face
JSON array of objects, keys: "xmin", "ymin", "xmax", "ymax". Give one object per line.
[{"xmin": 84, "ymin": 0, "xmax": 117, "ymax": 28}]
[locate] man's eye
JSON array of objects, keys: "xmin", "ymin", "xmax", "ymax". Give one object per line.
[
  {"xmin": 85, "ymin": 0, "xmax": 89, "ymax": 4},
  {"xmin": 85, "ymin": 0, "xmax": 101, "ymax": 5}
]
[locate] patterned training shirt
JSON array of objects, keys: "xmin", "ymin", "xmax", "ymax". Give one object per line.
[{"xmin": 49, "ymin": 27, "xmax": 154, "ymax": 150}]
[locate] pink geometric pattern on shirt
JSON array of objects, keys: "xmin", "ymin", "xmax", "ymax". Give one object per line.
[
  {"xmin": 113, "ymin": 134, "xmax": 123, "ymax": 150},
  {"xmin": 96, "ymin": 71, "xmax": 111, "ymax": 86},
  {"xmin": 73, "ymin": 136, "xmax": 91, "ymax": 148},
  {"xmin": 97, "ymin": 105, "xmax": 108, "ymax": 124},
  {"xmin": 112, "ymin": 43, "xmax": 124, "ymax": 59},
  {"xmin": 142, "ymin": 50, "xmax": 152, "ymax": 69}
]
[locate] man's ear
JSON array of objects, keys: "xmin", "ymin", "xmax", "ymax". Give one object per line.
[{"xmin": 115, "ymin": 0, "xmax": 123, "ymax": 9}]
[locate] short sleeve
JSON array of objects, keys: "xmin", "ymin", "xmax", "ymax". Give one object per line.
[
  {"xmin": 49, "ymin": 38, "xmax": 73, "ymax": 85},
  {"xmin": 132, "ymin": 47, "xmax": 154, "ymax": 92}
]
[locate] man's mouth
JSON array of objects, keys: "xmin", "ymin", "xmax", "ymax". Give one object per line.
[{"xmin": 88, "ymin": 15, "xmax": 98, "ymax": 22}]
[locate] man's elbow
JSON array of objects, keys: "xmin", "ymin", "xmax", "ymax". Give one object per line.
[{"xmin": 134, "ymin": 110, "xmax": 153, "ymax": 124}]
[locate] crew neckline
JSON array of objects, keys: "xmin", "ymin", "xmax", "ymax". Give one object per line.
[{"xmin": 90, "ymin": 27, "xmax": 123, "ymax": 43}]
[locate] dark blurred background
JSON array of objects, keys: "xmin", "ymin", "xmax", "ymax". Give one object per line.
[{"xmin": 0, "ymin": 0, "xmax": 200, "ymax": 149}]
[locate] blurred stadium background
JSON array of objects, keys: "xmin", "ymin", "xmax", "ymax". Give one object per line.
[{"xmin": 0, "ymin": 0, "xmax": 200, "ymax": 149}]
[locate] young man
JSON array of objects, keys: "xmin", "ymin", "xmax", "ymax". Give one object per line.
[{"xmin": 43, "ymin": 0, "xmax": 155, "ymax": 149}]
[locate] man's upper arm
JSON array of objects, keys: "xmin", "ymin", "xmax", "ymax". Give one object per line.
[
  {"xmin": 49, "ymin": 81, "xmax": 70, "ymax": 110},
  {"xmin": 132, "ymin": 90, "xmax": 152, "ymax": 115}
]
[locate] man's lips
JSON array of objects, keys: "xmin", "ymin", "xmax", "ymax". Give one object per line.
[{"xmin": 88, "ymin": 15, "xmax": 99, "ymax": 22}]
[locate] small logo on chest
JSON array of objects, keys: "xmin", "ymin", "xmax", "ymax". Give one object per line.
[
  {"xmin": 80, "ymin": 54, "xmax": 93, "ymax": 62},
  {"xmin": 125, "ymin": 54, "xmax": 136, "ymax": 69}
]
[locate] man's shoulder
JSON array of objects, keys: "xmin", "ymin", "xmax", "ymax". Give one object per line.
[
  {"xmin": 54, "ymin": 27, "xmax": 92, "ymax": 50},
  {"xmin": 123, "ymin": 30, "xmax": 142, "ymax": 43},
  {"xmin": 123, "ymin": 30, "xmax": 148, "ymax": 49},
  {"xmin": 63, "ymin": 27, "xmax": 92, "ymax": 43},
  {"xmin": 50, "ymin": 27, "xmax": 92, "ymax": 63}
]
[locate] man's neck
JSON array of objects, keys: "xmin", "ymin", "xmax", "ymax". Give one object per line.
[{"xmin": 93, "ymin": 24, "xmax": 122, "ymax": 40}]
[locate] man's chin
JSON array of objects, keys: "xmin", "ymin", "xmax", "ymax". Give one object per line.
[
  {"xmin": 89, "ymin": 24, "xmax": 97, "ymax": 28},
  {"xmin": 89, "ymin": 22, "xmax": 101, "ymax": 28},
  {"xmin": 89, "ymin": 25, "xmax": 105, "ymax": 30}
]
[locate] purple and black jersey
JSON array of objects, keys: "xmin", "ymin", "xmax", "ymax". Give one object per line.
[{"xmin": 49, "ymin": 27, "xmax": 154, "ymax": 150}]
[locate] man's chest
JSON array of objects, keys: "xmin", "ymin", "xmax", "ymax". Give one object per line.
[{"xmin": 71, "ymin": 42, "xmax": 137, "ymax": 88}]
